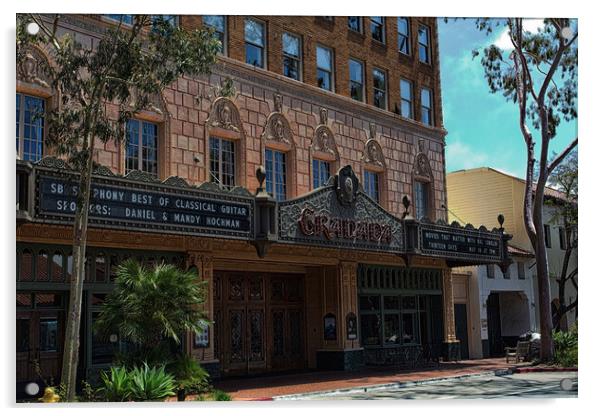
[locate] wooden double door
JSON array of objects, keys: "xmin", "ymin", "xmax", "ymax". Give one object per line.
[
  {"xmin": 16, "ymin": 307, "xmax": 64, "ymax": 386},
  {"xmin": 214, "ymin": 271, "xmax": 305, "ymax": 376}
]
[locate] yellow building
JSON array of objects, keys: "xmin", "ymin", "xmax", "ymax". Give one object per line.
[{"xmin": 447, "ymin": 167, "xmax": 577, "ymax": 355}]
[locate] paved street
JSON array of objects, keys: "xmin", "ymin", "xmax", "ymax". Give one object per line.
[{"xmin": 280, "ymin": 371, "xmax": 578, "ymax": 400}]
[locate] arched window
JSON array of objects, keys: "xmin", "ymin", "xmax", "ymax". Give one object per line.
[
  {"xmin": 51, "ymin": 251, "xmax": 64, "ymax": 282},
  {"xmin": 361, "ymin": 124, "xmax": 386, "ymax": 205},
  {"xmin": 310, "ymin": 108, "xmax": 339, "ymax": 189},
  {"xmin": 411, "ymin": 142, "xmax": 435, "ymax": 221},
  {"xmin": 19, "ymin": 249, "xmax": 34, "ymax": 281},
  {"xmin": 261, "ymin": 93, "xmax": 296, "ymax": 200},
  {"xmin": 37, "ymin": 250, "xmax": 49, "ymax": 281}
]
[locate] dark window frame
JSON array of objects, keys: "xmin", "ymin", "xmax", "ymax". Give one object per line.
[
  {"xmin": 209, "ymin": 136, "xmax": 236, "ymax": 189},
  {"xmin": 370, "ymin": 16, "xmax": 385, "ymax": 43},
  {"xmin": 486, "ymin": 264, "xmax": 495, "ymax": 279},
  {"xmin": 418, "ymin": 24, "xmax": 431, "ymax": 64},
  {"xmin": 349, "ymin": 58, "xmax": 365, "ymax": 102},
  {"xmin": 397, "ymin": 17, "xmax": 410, "ymax": 55},
  {"xmin": 312, "ymin": 159, "xmax": 331, "ymax": 189},
  {"xmin": 244, "ymin": 17, "xmax": 266, "ymax": 69},
  {"xmin": 282, "ymin": 31, "xmax": 302, "ymax": 81},
  {"xmin": 364, "ymin": 170, "xmax": 380, "ymax": 203},
  {"xmin": 544, "ymin": 224, "xmax": 551, "ymax": 248},
  {"xmin": 125, "ymin": 119, "xmax": 159, "ymax": 176},
  {"xmin": 265, "ymin": 148, "xmax": 287, "ymax": 201},
  {"xmin": 420, "ymin": 87, "xmax": 433, "ymax": 126},
  {"xmin": 400, "ymin": 78, "xmax": 414, "ymax": 119},
  {"xmin": 16, "ymin": 93, "xmax": 45, "ymax": 162},
  {"xmin": 559, "ymin": 227, "xmax": 567, "ymax": 250},
  {"xmin": 373, "ymin": 67, "xmax": 387, "ymax": 110},
  {"xmin": 316, "ymin": 44, "xmax": 334, "ymax": 92},
  {"xmin": 348, "ymin": 17, "xmax": 362, "ymax": 33},
  {"xmin": 413, "ymin": 180, "xmax": 429, "ymax": 220}
]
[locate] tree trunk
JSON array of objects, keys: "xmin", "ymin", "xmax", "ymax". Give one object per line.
[{"xmin": 60, "ymin": 136, "xmax": 96, "ymax": 401}]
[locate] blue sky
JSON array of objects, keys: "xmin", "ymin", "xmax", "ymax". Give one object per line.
[{"xmin": 437, "ymin": 18, "xmax": 578, "ymax": 178}]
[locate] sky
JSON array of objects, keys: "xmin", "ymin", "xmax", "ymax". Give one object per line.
[{"xmin": 437, "ymin": 18, "xmax": 578, "ymax": 178}]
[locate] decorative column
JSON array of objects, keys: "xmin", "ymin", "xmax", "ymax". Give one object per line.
[
  {"xmin": 442, "ymin": 267, "xmax": 461, "ymax": 361},
  {"xmin": 187, "ymin": 252, "xmax": 220, "ymax": 377}
]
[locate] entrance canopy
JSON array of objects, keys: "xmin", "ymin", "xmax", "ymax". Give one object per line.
[{"xmin": 18, "ymin": 159, "xmax": 511, "ymax": 270}]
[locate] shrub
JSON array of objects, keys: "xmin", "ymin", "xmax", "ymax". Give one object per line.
[
  {"xmin": 98, "ymin": 367, "xmax": 132, "ymax": 402},
  {"xmin": 168, "ymin": 354, "xmax": 211, "ymax": 396},
  {"xmin": 212, "ymin": 390, "xmax": 232, "ymax": 401},
  {"xmin": 129, "ymin": 363, "xmax": 176, "ymax": 401},
  {"xmin": 553, "ymin": 322, "xmax": 578, "ymax": 367}
]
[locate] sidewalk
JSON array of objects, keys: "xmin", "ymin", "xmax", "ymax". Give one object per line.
[{"xmin": 213, "ymin": 357, "xmax": 532, "ymax": 400}]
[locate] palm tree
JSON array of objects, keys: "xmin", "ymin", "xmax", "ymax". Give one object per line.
[{"xmin": 94, "ymin": 259, "xmax": 209, "ymax": 365}]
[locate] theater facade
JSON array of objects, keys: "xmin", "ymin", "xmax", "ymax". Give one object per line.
[{"xmin": 16, "ymin": 15, "xmax": 511, "ymax": 389}]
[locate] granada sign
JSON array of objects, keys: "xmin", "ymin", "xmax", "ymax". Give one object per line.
[{"xmin": 297, "ymin": 207, "xmax": 392, "ymax": 244}]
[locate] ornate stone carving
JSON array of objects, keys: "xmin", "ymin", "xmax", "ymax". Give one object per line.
[
  {"xmin": 261, "ymin": 93, "xmax": 293, "ymax": 146},
  {"xmin": 123, "ymin": 169, "xmax": 161, "ymax": 183},
  {"xmin": 335, "ymin": 165, "xmax": 360, "ymax": 206},
  {"xmin": 207, "ymin": 97, "xmax": 242, "ymax": 132},
  {"xmin": 17, "ymin": 46, "xmax": 51, "ymax": 88},
  {"xmin": 162, "ymin": 176, "xmax": 191, "ymax": 188},
  {"xmin": 92, "ymin": 165, "xmax": 115, "ymax": 177},
  {"xmin": 362, "ymin": 139, "xmax": 385, "ymax": 167},
  {"xmin": 413, "ymin": 153, "xmax": 433, "ymax": 179},
  {"xmin": 36, "ymin": 156, "xmax": 71, "ymax": 170},
  {"xmin": 311, "ymin": 107, "xmax": 339, "ymax": 159}
]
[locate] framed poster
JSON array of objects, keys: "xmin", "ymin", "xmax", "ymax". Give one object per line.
[
  {"xmin": 324, "ymin": 313, "xmax": 337, "ymax": 341},
  {"xmin": 346, "ymin": 313, "xmax": 358, "ymax": 340},
  {"xmin": 194, "ymin": 321, "xmax": 210, "ymax": 348}
]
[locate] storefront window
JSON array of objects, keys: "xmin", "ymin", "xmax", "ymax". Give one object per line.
[
  {"xmin": 360, "ymin": 295, "xmax": 380, "ymax": 311},
  {"xmin": 360, "ymin": 314, "xmax": 381, "ymax": 346},
  {"xmin": 91, "ymin": 311, "xmax": 118, "ymax": 365},
  {"xmin": 402, "ymin": 313, "xmax": 418, "ymax": 344},
  {"xmin": 39, "ymin": 318, "xmax": 58, "ymax": 352},
  {"xmin": 384, "ymin": 314, "xmax": 400, "ymax": 344},
  {"xmin": 383, "ymin": 295, "xmax": 399, "ymax": 310}
]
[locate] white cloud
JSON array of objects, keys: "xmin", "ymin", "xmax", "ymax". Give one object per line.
[
  {"xmin": 493, "ymin": 19, "xmax": 545, "ymax": 50},
  {"xmin": 446, "ymin": 141, "xmax": 489, "ymax": 169}
]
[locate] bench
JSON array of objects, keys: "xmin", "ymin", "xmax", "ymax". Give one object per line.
[{"xmin": 505, "ymin": 341, "xmax": 531, "ymax": 363}]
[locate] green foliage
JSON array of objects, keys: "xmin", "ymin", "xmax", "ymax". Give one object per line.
[
  {"xmin": 470, "ymin": 18, "xmax": 578, "ymax": 139},
  {"xmin": 93, "ymin": 259, "xmax": 209, "ymax": 366},
  {"xmin": 55, "ymin": 383, "xmax": 69, "ymax": 402},
  {"xmin": 129, "ymin": 363, "xmax": 176, "ymax": 401},
  {"xmin": 212, "ymin": 390, "xmax": 232, "ymax": 401},
  {"xmin": 168, "ymin": 354, "xmax": 211, "ymax": 395},
  {"xmin": 80, "ymin": 380, "xmax": 97, "ymax": 402},
  {"xmin": 553, "ymin": 323, "xmax": 578, "ymax": 367},
  {"xmin": 98, "ymin": 366, "xmax": 132, "ymax": 402}
]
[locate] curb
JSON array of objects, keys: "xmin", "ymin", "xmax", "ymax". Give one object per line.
[
  {"xmin": 513, "ymin": 367, "xmax": 578, "ymax": 373},
  {"xmin": 273, "ymin": 368, "xmax": 515, "ymax": 400}
]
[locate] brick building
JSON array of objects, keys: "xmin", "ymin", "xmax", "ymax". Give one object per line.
[{"xmin": 16, "ymin": 14, "xmax": 509, "ymax": 393}]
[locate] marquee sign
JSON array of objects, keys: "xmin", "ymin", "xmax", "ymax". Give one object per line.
[
  {"xmin": 278, "ymin": 166, "xmax": 404, "ymax": 252},
  {"xmin": 418, "ymin": 222, "xmax": 503, "ymax": 263},
  {"xmin": 35, "ymin": 170, "xmax": 253, "ymax": 239}
]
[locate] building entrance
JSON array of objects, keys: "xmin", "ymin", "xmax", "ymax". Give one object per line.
[
  {"xmin": 16, "ymin": 293, "xmax": 64, "ymax": 389},
  {"xmin": 214, "ymin": 271, "xmax": 305, "ymax": 376}
]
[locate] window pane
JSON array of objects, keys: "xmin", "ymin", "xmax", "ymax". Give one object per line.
[
  {"xmin": 414, "ymin": 181, "xmax": 428, "ymax": 219},
  {"xmin": 203, "ymin": 15, "xmax": 225, "ymax": 32},
  {"xmin": 245, "ymin": 44, "xmax": 263, "ymax": 67},
  {"xmin": 373, "ymin": 69, "xmax": 385, "ymax": 90},
  {"xmin": 370, "ymin": 17, "xmax": 384, "ymax": 42},
  {"xmin": 39, "ymin": 318, "xmax": 58, "ymax": 352},
  {"xmin": 37, "ymin": 250, "xmax": 49, "ymax": 281},
  {"xmin": 348, "ymin": 17, "xmax": 361, "ymax": 32},
  {"xmin": 421, "ymin": 88, "xmax": 432, "ymax": 107},
  {"xmin": 402, "ymin": 313, "xmax": 417, "ymax": 343},
  {"xmin": 17, "ymin": 318, "xmax": 30, "ymax": 352},
  {"xmin": 91, "ymin": 311, "xmax": 118, "ymax": 365},
  {"xmin": 402, "ymin": 295, "xmax": 416, "ymax": 309},
  {"xmin": 245, "ymin": 19, "xmax": 264, "ymax": 46},
  {"xmin": 312, "ymin": 159, "xmax": 331, "ymax": 189},
  {"xmin": 349, "ymin": 59, "xmax": 363, "ymax": 83},
  {"xmin": 265, "ymin": 149, "xmax": 286, "ymax": 201},
  {"xmin": 384, "ymin": 295, "xmax": 399, "ymax": 309},
  {"xmin": 51, "ymin": 252, "xmax": 63, "ymax": 281},
  {"xmin": 360, "ymin": 314, "xmax": 381, "ymax": 346},
  {"xmin": 35, "ymin": 293, "xmax": 62, "ymax": 308},
  {"xmin": 359, "ymin": 295, "xmax": 381, "ymax": 311},
  {"xmin": 282, "ymin": 33, "xmax": 300, "ymax": 57},
  {"xmin": 105, "ymin": 14, "xmax": 134, "ymax": 25},
  {"xmin": 364, "ymin": 171, "xmax": 379, "ymax": 202},
  {"xmin": 283, "ymin": 56, "xmax": 300, "ymax": 80},
  {"xmin": 126, "ymin": 119, "xmax": 140, "ymax": 173},
  {"xmin": 21, "ymin": 95, "xmax": 45, "ymax": 162},
  {"xmin": 317, "ymin": 69, "xmax": 331, "ymax": 91},
  {"xmin": 317, "ymin": 46, "xmax": 332, "ymax": 70},
  {"xmin": 384, "ymin": 314, "xmax": 400, "ymax": 345},
  {"xmin": 141, "ymin": 121, "xmax": 158, "ymax": 175}
]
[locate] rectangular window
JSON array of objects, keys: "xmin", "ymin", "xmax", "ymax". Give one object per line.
[
  {"xmin": 282, "ymin": 32, "xmax": 302, "ymax": 81},
  {"xmin": 126, "ymin": 119, "xmax": 158, "ymax": 176},
  {"xmin": 400, "ymin": 79, "xmax": 413, "ymax": 119},
  {"xmin": 414, "ymin": 181, "xmax": 429, "ymax": 220},
  {"xmin": 418, "ymin": 24, "xmax": 431, "ymax": 63},
  {"xmin": 245, "ymin": 18, "xmax": 265, "ymax": 68},
  {"xmin": 209, "ymin": 137, "xmax": 236, "ymax": 189},
  {"xmin": 348, "ymin": 17, "xmax": 362, "ymax": 33},
  {"xmin": 203, "ymin": 15, "xmax": 226, "ymax": 54},
  {"xmin": 517, "ymin": 262, "xmax": 526, "ymax": 279},
  {"xmin": 370, "ymin": 17, "xmax": 385, "ymax": 43},
  {"xmin": 16, "ymin": 93, "xmax": 45, "ymax": 162},
  {"xmin": 312, "ymin": 159, "xmax": 331, "ymax": 189},
  {"xmin": 398, "ymin": 17, "xmax": 410, "ymax": 55},
  {"xmin": 316, "ymin": 45, "xmax": 333, "ymax": 91},
  {"xmin": 384, "ymin": 314, "xmax": 400, "ymax": 345},
  {"xmin": 486, "ymin": 264, "xmax": 495, "ymax": 279},
  {"xmin": 544, "ymin": 224, "xmax": 551, "ymax": 248},
  {"xmin": 364, "ymin": 171, "xmax": 379, "ymax": 203},
  {"xmin": 104, "ymin": 15, "xmax": 134, "ymax": 25},
  {"xmin": 265, "ymin": 149, "xmax": 287, "ymax": 201},
  {"xmin": 559, "ymin": 227, "xmax": 567, "ymax": 250},
  {"xmin": 421, "ymin": 87, "xmax": 433, "ymax": 125},
  {"xmin": 151, "ymin": 15, "xmax": 177, "ymax": 27},
  {"xmin": 373, "ymin": 68, "xmax": 387, "ymax": 110},
  {"xmin": 349, "ymin": 58, "xmax": 364, "ymax": 102}
]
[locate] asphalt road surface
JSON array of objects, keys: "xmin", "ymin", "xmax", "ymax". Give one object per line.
[{"xmin": 284, "ymin": 371, "xmax": 578, "ymax": 400}]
